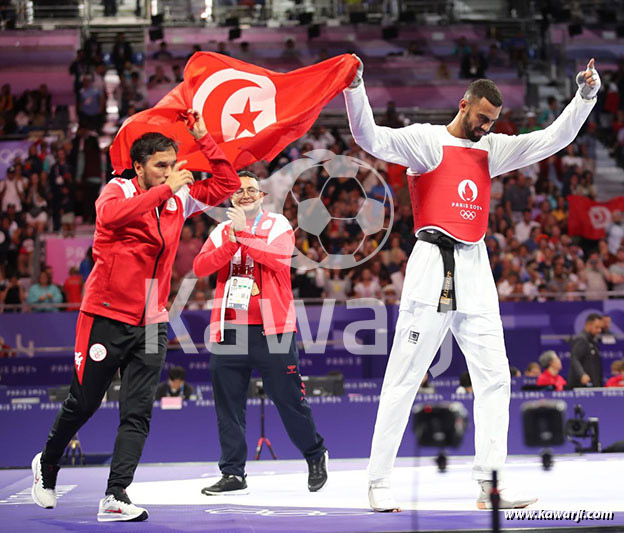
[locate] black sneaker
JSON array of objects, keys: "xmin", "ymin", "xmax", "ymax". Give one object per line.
[
  {"xmin": 201, "ymin": 474, "xmax": 249, "ymax": 496},
  {"xmin": 307, "ymin": 450, "xmax": 329, "ymax": 492}
]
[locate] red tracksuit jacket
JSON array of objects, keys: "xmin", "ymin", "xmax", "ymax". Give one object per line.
[
  {"xmin": 193, "ymin": 210, "xmax": 297, "ymax": 342},
  {"xmin": 81, "ymin": 134, "xmax": 239, "ymax": 325}
]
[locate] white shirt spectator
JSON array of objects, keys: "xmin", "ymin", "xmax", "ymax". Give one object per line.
[
  {"xmin": 390, "ymin": 269, "xmax": 405, "ymax": 295},
  {"xmin": 324, "ymin": 276, "xmax": 351, "ymax": 300},
  {"xmin": 300, "ymin": 130, "xmax": 335, "ymax": 151},
  {"xmin": 607, "ymin": 221, "xmax": 624, "ymax": 255},
  {"xmin": 515, "ymin": 219, "xmax": 540, "ymax": 243},
  {"xmin": 497, "ymin": 278, "xmax": 515, "ymax": 299},
  {"xmin": 0, "ymin": 176, "xmax": 26, "ymax": 212},
  {"xmin": 561, "ymin": 152, "xmax": 583, "ymax": 169},
  {"xmin": 353, "ymin": 279, "xmax": 381, "ymax": 299},
  {"xmin": 585, "ymin": 269, "xmax": 609, "ymax": 300}
]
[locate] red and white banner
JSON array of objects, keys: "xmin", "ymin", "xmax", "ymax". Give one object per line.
[
  {"xmin": 567, "ymin": 195, "xmax": 624, "ymax": 240},
  {"xmin": 110, "ymin": 53, "xmax": 359, "ymax": 173}
]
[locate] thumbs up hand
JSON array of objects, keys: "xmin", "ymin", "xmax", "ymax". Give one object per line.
[{"xmin": 576, "ymin": 58, "xmax": 600, "ymax": 100}]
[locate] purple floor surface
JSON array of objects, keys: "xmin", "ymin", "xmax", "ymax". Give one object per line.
[{"xmin": 1, "ymin": 457, "xmax": 623, "ymax": 532}]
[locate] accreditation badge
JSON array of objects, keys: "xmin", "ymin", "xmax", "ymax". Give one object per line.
[{"xmin": 226, "ymin": 276, "xmax": 254, "ymax": 310}]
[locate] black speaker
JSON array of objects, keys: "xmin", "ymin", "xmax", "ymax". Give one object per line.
[
  {"xmin": 349, "ymin": 12, "xmax": 367, "ymax": 24},
  {"xmin": 299, "ymin": 12, "xmax": 313, "ymax": 25},
  {"xmin": 522, "ymin": 400, "xmax": 566, "ymax": 447},
  {"xmin": 568, "ymin": 23, "xmax": 582, "ymax": 37},
  {"xmin": 228, "ymin": 27, "xmax": 241, "ymax": 40},
  {"xmin": 412, "ymin": 402, "xmax": 468, "ymax": 448},
  {"xmin": 616, "ymin": 25, "xmax": 624, "ymax": 38},
  {"xmin": 149, "ymin": 27, "xmax": 164, "ymax": 42},
  {"xmin": 382, "ymin": 26, "xmax": 399, "ymax": 40},
  {"xmin": 151, "ymin": 13, "xmax": 164, "ymax": 26},
  {"xmin": 308, "ymin": 24, "xmax": 321, "ymax": 39},
  {"xmin": 225, "ymin": 16, "xmax": 239, "ymax": 27}
]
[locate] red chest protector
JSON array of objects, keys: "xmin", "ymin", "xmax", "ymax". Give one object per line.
[{"xmin": 407, "ymin": 145, "xmax": 491, "ymax": 243}]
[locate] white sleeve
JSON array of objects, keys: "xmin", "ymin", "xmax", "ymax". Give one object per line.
[
  {"xmin": 266, "ymin": 213, "xmax": 292, "ymax": 244},
  {"xmin": 208, "ymin": 221, "xmax": 231, "ymax": 247},
  {"xmin": 488, "ymin": 90, "xmax": 596, "ymax": 177},
  {"xmin": 343, "ymin": 83, "xmax": 440, "ymax": 173},
  {"xmin": 176, "ymin": 184, "xmax": 209, "ymax": 219}
]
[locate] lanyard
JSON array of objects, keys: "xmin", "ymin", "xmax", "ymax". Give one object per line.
[{"xmin": 250, "ymin": 210, "xmax": 263, "ymax": 235}]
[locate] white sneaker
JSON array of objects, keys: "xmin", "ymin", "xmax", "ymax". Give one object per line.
[
  {"xmin": 97, "ymin": 493, "xmax": 149, "ymax": 522},
  {"xmin": 368, "ymin": 479, "xmax": 401, "ymax": 512},
  {"xmin": 477, "ymin": 480, "xmax": 538, "ymax": 509},
  {"xmin": 31, "ymin": 452, "xmax": 58, "ymax": 509}
]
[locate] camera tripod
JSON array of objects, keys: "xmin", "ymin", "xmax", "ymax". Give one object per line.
[{"xmin": 254, "ymin": 392, "xmax": 277, "ymax": 460}]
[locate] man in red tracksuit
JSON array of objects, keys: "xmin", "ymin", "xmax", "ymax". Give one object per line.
[
  {"xmin": 193, "ymin": 171, "xmax": 328, "ymax": 496},
  {"xmin": 31, "ymin": 109, "xmax": 239, "ymax": 522}
]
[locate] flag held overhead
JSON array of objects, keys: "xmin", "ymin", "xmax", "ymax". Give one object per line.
[{"xmin": 110, "ymin": 53, "xmax": 359, "ymax": 174}]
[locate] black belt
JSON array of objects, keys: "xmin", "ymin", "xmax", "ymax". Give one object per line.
[{"xmin": 417, "ymin": 230, "xmax": 458, "ymax": 313}]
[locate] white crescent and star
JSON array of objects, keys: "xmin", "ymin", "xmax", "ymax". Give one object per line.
[{"xmin": 191, "ymin": 68, "xmax": 277, "ymax": 143}]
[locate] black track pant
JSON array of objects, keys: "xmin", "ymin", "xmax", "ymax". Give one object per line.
[
  {"xmin": 41, "ymin": 312, "xmax": 167, "ymax": 494},
  {"xmin": 210, "ymin": 324, "xmax": 325, "ymax": 477}
]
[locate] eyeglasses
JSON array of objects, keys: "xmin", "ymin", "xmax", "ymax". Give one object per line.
[{"xmin": 233, "ymin": 187, "xmax": 261, "ymax": 198}]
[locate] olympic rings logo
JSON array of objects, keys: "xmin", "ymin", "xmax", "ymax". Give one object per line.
[
  {"xmin": 0, "ymin": 147, "xmax": 28, "ymax": 165},
  {"xmin": 460, "ymin": 210, "xmax": 476, "ymax": 220}
]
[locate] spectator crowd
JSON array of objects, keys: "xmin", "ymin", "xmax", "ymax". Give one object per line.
[{"xmin": 1, "ymin": 34, "xmax": 624, "ymax": 314}]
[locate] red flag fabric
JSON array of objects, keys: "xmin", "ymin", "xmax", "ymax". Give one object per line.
[
  {"xmin": 567, "ymin": 195, "xmax": 624, "ymax": 240},
  {"xmin": 110, "ymin": 53, "xmax": 359, "ymax": 174}
]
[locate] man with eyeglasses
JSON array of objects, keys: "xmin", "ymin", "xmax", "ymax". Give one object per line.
[{"xmin": 193, "ymin": 170, "xmax": 328, "ymax": 496}]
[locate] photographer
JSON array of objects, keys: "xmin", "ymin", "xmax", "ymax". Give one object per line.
[
  {"xmin": 568, "ymin": 313, "xmax": 604, "ymax": 388},
  {"xmin": 193, "ymin": 171, "xmax": 328, "ymax": 496}
]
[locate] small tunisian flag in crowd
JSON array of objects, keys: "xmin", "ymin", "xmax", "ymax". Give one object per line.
[
  {"xmin": 110, "ymin": 53, "xmax": 359, "ymax": 173},
  {"xmin": 567, "ymin": 195, "xmax": 624, "ymax": 240}
]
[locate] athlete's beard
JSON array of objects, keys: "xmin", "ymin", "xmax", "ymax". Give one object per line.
[{"xmin": 462, "ymin": 113, "xmax": 486, "ymax": 142}]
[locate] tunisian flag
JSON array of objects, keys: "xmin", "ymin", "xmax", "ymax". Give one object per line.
[
  {"xmin": 110, "ymin": 53, "xmax": 358, "ymax": 173},
  {"xmin": 567, "ymin": 195, "xmax": 624, "ymax": 239}
]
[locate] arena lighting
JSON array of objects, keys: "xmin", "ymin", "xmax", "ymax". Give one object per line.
[
  {"xmin": 412, "ymin": 402, "xmax": 468, "ymax": 472},
  {"xmin": 521, "ymin": 399, "xmax": 566, "ymax": 470}
]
